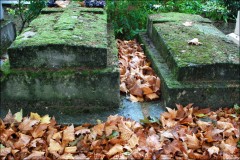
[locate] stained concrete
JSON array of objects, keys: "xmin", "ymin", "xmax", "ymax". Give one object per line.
[
  {"xmin": 0, "ymin": 20, "xmax": 16, "ymax": 55},
  {"xmin": 138, "ymin": 12, "xmax": 239, "ymax": 108},
  {"xmin": 0, "ymin": 96, "xmax": 165, "ymax": 125}
]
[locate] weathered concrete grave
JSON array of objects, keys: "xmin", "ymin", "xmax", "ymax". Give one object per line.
[
  {"xmin": 138, "ymin": 12, "xmax": 239, "ymax": 108},
  {"xmin": 0, "ymin": 21, "xmax": 16, "ymax": 55},
  {"xmin": 1, "ymin": 2, "xmax": 120, "ymax": 115}
]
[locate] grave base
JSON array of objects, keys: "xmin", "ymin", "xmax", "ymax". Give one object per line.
[{"xmin": 138, "ymin": 33, "xmax": 239, "ymax": 109}]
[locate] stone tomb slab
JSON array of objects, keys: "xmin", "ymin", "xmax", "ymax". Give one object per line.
[
  {"xmin": 147, "ymin": 13, "xmax": 239, "ymax": 81},
  {"xmin": 138, "ymin": 32, "xmax": 239, "ymax": 108},
  {"xmin": 8, "ymin": 4, "xmax": 108, "ymax": 69},
  {"xmin": 1, "ymin": 26, "xmax": 120, "ymax": 112}
]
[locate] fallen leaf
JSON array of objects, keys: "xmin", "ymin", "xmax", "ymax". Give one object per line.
[
  {"xmin": 64, "ymin": 146, "xmax": 77, "ymax": 153},
  {"xmin": 14, "ymin": 109, "xmax": 23, "ymax": 122},
  {"xmin": 23, "ymin": 151, "xmax": 45, "ymax": 159},
  {"xmin": 207, "ymin": 146, "xmax": 219, "ymax": 156},
  {"xmin": 48, "ymin": 139, "xmax": 62, "ymax": 153},
  {"xmin": 14, "ymin": 133, "xmax": 31, "ymax": 149},
  {"xmin": 145, "ymin": 93, "xmax": 159, "ymax": 100},
  {"xmin": 185, "ymin": 134, "xmax": 200, "ymax": 149},
  {"xmin": 58, "ymin": 153, "xmax": 74, "ymax": 159},
  {"xmin": 183, "ymin": 21, "xmax": 193, "ymax": 26},
  {"xmin": 3, "ymin": 110, "xmax": 15, "ymax": 124},
  {"xmin": 40, "ymin": 115, "xmax": 51, "ymax": 124},
  {"xmin": 30, "ymin": 112, "xmax": 41, "ymax": 121},
  {"xmin": 188, "ymin": 38, "xmax": 202, "ymax": 45},
  {"xmin": 106, "ymin": 144, "xmax": 123, "ymax": 157},
  {"xmin": 128, "ymin": 134, "xmax": 139, "ymax": 148},
  {"xmin": 18, "ymin": 117, "xmax": 39, "ymax": 131},
  {"xmin": 63, "ymin": 124, "xmax": 75, "ymax": 142}
]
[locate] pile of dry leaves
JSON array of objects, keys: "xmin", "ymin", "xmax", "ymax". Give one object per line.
[
  {"xmin": 117, "ymin": 39, "xmax": 160, "ymax": 102},
  {"xmin": 1, "ymin": 104, "xmax": 239, "ymax": 159}
]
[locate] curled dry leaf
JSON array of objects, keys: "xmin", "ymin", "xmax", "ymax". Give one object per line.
[
  {"xmin": 185, "ymin": 134, "xmax": 200, "ymax": 149},
  {"xmin": 183, "ymin": 21, "xmax": 193, "ymax": 26},
  {"xmin": 207, "ymin": 146, "xmax": 219, "ymax": 156},
  {"xmin": 23, "ymin": 151, "xmax": 45, "ymax": 160},
  {"xmin": 117, "ymin": 39, "xmax": 160, "ymax": 102},
  {"xmin": 188, "ymin": 38, "xmax": 202, "ymax": 45},
  {"xmin": 18, "ymin": 118, "xmax": 39, "ymax": 131},
  {"xmin": 106, "ymin": 144, "xmax": 123, "ymax": 157},
  {"xmin": 0, "ymin": 104, "xmax": 239, "ymax": 159}
]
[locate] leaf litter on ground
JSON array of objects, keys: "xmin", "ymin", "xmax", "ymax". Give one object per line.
[
  {"xmin": 117, "ymin": 39, "xmax": 160, "ymax": 102},
  {"xmin": 0, "ymin": 104, "xmax": 239, "ymax": 159}
]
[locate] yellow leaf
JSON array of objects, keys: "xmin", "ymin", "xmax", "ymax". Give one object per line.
[
  {"xmin": 48, "ymin": 139, "xmax": 62, "ymax": 153},
  {"xmin": 40, "ymin": 115, "xmax": 51, "ymax": 124},
  {"xmin": 14, "ymin": 109, "xmax": 23, "ymax": 122},
  {"xmin": 30, "ymin": 112, "xmax": 41, "ymax": 121},
  {"xmin": 64, "ymin": 146, "xmax": 77, "ymax": 153}
]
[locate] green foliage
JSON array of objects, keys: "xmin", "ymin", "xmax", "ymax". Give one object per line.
[
  {"xmin": 201, "ymin": 0, "xmax": 229, "ymax": 22},
  {"xmin": 107, "ymin": 0, "xmax": 237, "ymax": 39},
  {"xmin": 7, "ymin": 0, "xmax": 47, "ymax": 34},
  {"xmin": 106, "ymin": 0, "xmax": 157, "ymax": 40}
]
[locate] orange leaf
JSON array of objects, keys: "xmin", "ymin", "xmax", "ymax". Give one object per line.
[
  {"xmin": 31, "ymin": 123, "xmax": 48, "ymax": 138},
  {"xmin": 145, "ymin": 93, "xmax": 159, "ymax": 100},
  {"xmin": 63, "ymin": 124, "xmax": 75, "ymax": 142},
  {"xmin": 185, "ymin": 134, "xmax": 200, "ymax": 149},
  {"xmin": 92, "ymin": 123, "xmax": 104, "ymax": 136},
  {"xmin": 142, "ymin": 86, "xmax": 153, "ymax": 95}
]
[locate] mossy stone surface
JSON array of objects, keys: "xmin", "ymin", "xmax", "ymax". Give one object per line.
[
  {"xmin": 147, "ymin": 12, "xmax": 239, "ymax": 81},
  {"xmin": 138, "ymin": 32, "xmax": 239, "ymax": 109},
  {"xmin": 8, "ymin": 2, "xmax": 108, "ymax": 69}
]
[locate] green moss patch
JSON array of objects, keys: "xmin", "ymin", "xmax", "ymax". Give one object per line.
[{"xmin": 148, "ymin": 12, "xmax": 239, "ymax": 81}]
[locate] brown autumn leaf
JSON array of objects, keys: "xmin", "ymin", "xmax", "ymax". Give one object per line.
[
  {"xmin": 31, "ymin": 123, "xmax": 48, "ymax": 138},
  {"xmin": 3, "ymin": 110, "xmax": 15, "ymax": 124},
  {"xmin": 118, "ymin": 120, "xmax": 134, "ymax": 141},
  {"xmin": 63, "ymin": 124, "xmax": 75, "ymax": 142},
  {"xmin": 14, "ymin": 133, "xmax": 32, "ymax": 149},
  {"xmin": 145, "ymin": 93, "xmax": 159, "ymax": 100},
  {"xmin": 117, "ymin": 39, "xmax": 160, "ymax": 102},
  {"xmin": 185, "ymin": 134, "xmax": 200, "ymax": 149},
  {"xmin": 18, "ymin": 117, "xmax": 39, "ymax": 131},
  {"xmin": 207, "ymin": 146, "xmax": 219, "ymax": 156},
  {"xmin": 92, "ymin": 123, "xmax": 104, "ymax": 136},
  {"xmin": 188, "ymin": 38, "xmax": 202, "ymax": 45},
  {"xmin": 0, "ymin": 147, "xmax": 11, "ymax": 157},
  {"xmin": 106, "ymin": 144, "xmax": 123, "ymax": 157},
  {"xmin": 146, "ymin": 134, "xmax": 162, "ymax": 150},
  {"xmin": 128, "ymin": 134, "xmax": 139, "ymax": 148},
  {"xmin": 23, "ymin": 151, "xmax": 45, "ymax": 159}
]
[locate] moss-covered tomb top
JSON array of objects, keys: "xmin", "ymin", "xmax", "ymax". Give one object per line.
[
  {"xmin": 11, "ymin": 2, "xmax": 107, "ymax": 49},
  {"xmin": 150, "ymin": 12, "xmax": 239, "ymax": 67}
]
